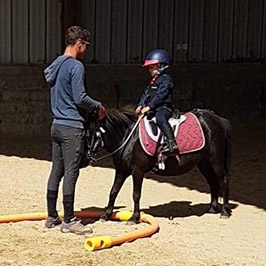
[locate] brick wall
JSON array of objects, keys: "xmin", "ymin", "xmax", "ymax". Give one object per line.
[{"xmin": 1, "ymin": 63, "xmax": 266, "ymax": 138}]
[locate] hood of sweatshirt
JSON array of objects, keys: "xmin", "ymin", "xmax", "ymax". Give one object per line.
[{"xmin": 44, "ymin": 55, "xmax": 71, "ymax": 86}]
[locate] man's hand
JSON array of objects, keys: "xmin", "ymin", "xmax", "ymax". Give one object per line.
[
  {"xmin": 98, "ymin": 105, "xmax": 106, "ymax": 120},
  {"xmin": 141, "ymin": 106, "xmax": 150, "ymax": 114},
  {"xmin": 135, "ymin": 106, "xmax": 142, "ymax": 114}
]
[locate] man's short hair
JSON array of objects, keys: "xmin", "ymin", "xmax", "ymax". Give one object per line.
[{"xmin": 65, "ymin": 26, "xmax": 90, "ymax": 46}]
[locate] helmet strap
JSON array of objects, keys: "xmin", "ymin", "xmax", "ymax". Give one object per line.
[
  {"xmin": 149, "ymin": 65, "xmax": 169, "ymax": 86},
  {"xmin": 158, "ymin": 65, "xmax": 169, "ymax": 75}
]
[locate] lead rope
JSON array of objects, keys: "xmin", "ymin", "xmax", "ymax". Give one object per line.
[{"xmin": 94, "ymin": 114, "xmax": 144, "ymax": 162}]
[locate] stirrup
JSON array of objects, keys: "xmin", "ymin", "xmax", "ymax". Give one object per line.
[{"xmin": 161, "ymin": 145, "xmax": 179, "ymax": 156}]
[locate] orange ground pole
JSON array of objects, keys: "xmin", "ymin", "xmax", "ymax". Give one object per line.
[{"xmin": 0, "ymin": 210, "xmax": 159, "ymax": 251}]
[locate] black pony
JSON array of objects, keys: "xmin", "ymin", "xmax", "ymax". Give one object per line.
[{"xmin": 90, "ymin": 107, "xmax": 231, "ymax": 223}]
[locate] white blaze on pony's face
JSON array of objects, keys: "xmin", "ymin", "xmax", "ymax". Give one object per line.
[{"xmin": 88, "ymin": 121, "xmax": 105, "ymax": 156}]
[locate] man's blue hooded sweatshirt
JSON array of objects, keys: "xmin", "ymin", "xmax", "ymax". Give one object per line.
[{"xmin": 44, "ymin": 55, "xmax": 101, "ymax": 129}]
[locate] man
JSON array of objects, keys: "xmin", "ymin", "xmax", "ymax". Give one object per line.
[{"xmin": 44, "ymin": 26, "xmax": 106, "ymax": 235}]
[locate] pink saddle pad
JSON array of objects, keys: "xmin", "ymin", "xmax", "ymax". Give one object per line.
[{"xmin": 139, "ymin": 112, "xmax": 205, "ymax": 156}]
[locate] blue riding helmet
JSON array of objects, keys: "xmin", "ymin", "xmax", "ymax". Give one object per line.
[{"xmin": 143, "ymin": 49, "xmax": 171, "ymax": 67}]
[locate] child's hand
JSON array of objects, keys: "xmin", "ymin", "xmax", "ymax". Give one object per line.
[
  {"xmin": 135, "ymin": 106, "xmax": 142, "ymax": 114},
  {"xmin": 141, "ymin": 106, "xmax": 150, "ymax": 114}
]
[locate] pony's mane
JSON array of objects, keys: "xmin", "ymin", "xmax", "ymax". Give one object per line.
[{"xmin": 105, "ymin": 105, "xmax": 137, "ymax": 134}]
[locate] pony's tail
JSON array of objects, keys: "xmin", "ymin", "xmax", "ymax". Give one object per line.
[{"xmin": 223, "ymin": 119, "xmax": 231, "ymax": 176}]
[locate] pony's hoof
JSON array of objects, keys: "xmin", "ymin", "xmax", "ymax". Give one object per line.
[
  {"xmin": 126, "ymin": 221, "xmax": 136, "ymax": 225},
  {"xmin": 220, "ymin": 210, "xmax": 231, "ymax": 218},
  {"xmin": 220, "ymin": 213, "xmax": 230, "ymax": 219},
  {"xmin": 99, "ymin": 215, "xmax": 109, "ymax": 222},
  {"xmin": 99, "ymin": 218, "xmax": 108, "ymax": 222},
  {"xmin": 220, "ymin": 207, "xmax": 231, "ymax": 218},
  {"xmin": 207, "ymin": 206, "xmax": 219, "ymax": 214},
  {"xmin": 126, "ymin": 218, "xmax": 139, "ymax": 225}
]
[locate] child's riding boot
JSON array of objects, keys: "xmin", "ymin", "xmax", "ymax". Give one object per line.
[{"xmin": 160, "ymin": 122, "xmax": 179, "ymax": 156}]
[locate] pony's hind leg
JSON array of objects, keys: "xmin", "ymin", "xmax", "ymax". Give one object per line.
[
  {"xmin": 100, "ymin": 171, "xmax": 128, "ymax": 221},
  {"xmin": 198, "ymin": 161, "xmax": 231, "ymax": 218},
  {"xmin": 219, "ymin": 173, "xmax": 231, "ymax": 218},
  {"xmin": 210, "ymin": 158, "xmax": 231, "ymax": 218},
  {"xmin": 197, "ymin": 162, "xmax": 220, "ymax": 214}
]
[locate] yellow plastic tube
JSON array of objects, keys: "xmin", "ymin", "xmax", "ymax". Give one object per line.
[
  {"xmin": 83, "ymin": 211, "xmax": 159, "ymax": 251},
  {"xmin": 84, "ymin": 236, "xmax": 113, "ymax": 251},
  {"xmin": 0, "ymin": 210, "xmax": 159, "ymax": 252}
]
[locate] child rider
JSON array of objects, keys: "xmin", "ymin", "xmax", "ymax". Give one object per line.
[{"xmin": 136, "ymin": 49, "xmax": 178, "ymax": 156}]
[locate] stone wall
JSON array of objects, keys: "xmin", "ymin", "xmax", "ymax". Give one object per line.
[{"xmin": 1, "ymin": 63, "xmax": 266, "ymax": 138}]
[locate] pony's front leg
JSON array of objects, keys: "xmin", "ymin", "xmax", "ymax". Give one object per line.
[
  {"xmin": 128, "ymin": 167, "xmax": 144, "ymax": 224},
  {"xmin": 100, "ymin": 171, "xmax": 128, "ymax": 221}
]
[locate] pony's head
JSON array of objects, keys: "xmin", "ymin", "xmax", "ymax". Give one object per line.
[
  {"xmin": 80, "ymin": 110, "xmax": 105, "ymax": 165},
  {"xmin": 86, "ymin": 106, "xmax": 138, "ymax": 161}
]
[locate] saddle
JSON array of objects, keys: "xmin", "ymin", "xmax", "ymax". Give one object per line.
[
  {"xmin": 143, "ymin": 115, "xmax": 187, "ymax": 143},
  {"xmin": 139, "ymin": 112, "xmax": 205, "ymax": 156}
]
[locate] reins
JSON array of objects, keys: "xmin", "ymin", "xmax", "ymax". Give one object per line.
[{"xmin": 93, "ymin": 113, "xmax": 144, "ymax": 162}]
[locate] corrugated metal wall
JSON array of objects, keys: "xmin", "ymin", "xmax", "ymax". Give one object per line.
[
  {"xmin": 77, "ymin": 0, "xmax": 266, "ymax": 64},
  {"xmin": 1, "ymin": 0, "xmax": 266, "ymax": 64},
  {"xmin": 0, "ymin": 0, "xmax": 61, "ymax": 64}
]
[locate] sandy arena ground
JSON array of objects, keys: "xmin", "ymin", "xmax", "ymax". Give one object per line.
[{"xmin": 1, "ymin": 119, "xmax": 266, "ymax": 266}]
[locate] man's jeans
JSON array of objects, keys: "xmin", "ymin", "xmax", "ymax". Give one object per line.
[{"xmin": 47, "ymin": 124, "xmax": 85, "ymax": 222}]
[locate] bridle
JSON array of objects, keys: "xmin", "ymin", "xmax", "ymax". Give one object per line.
[{"xmin": 87, "ymin": 114, "xmax": 144, "ymax": 163}]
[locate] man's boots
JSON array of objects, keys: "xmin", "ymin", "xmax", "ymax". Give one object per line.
[{"xmin": 160, "ymin": 122, "xmax": 179, "ymax": 156}]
